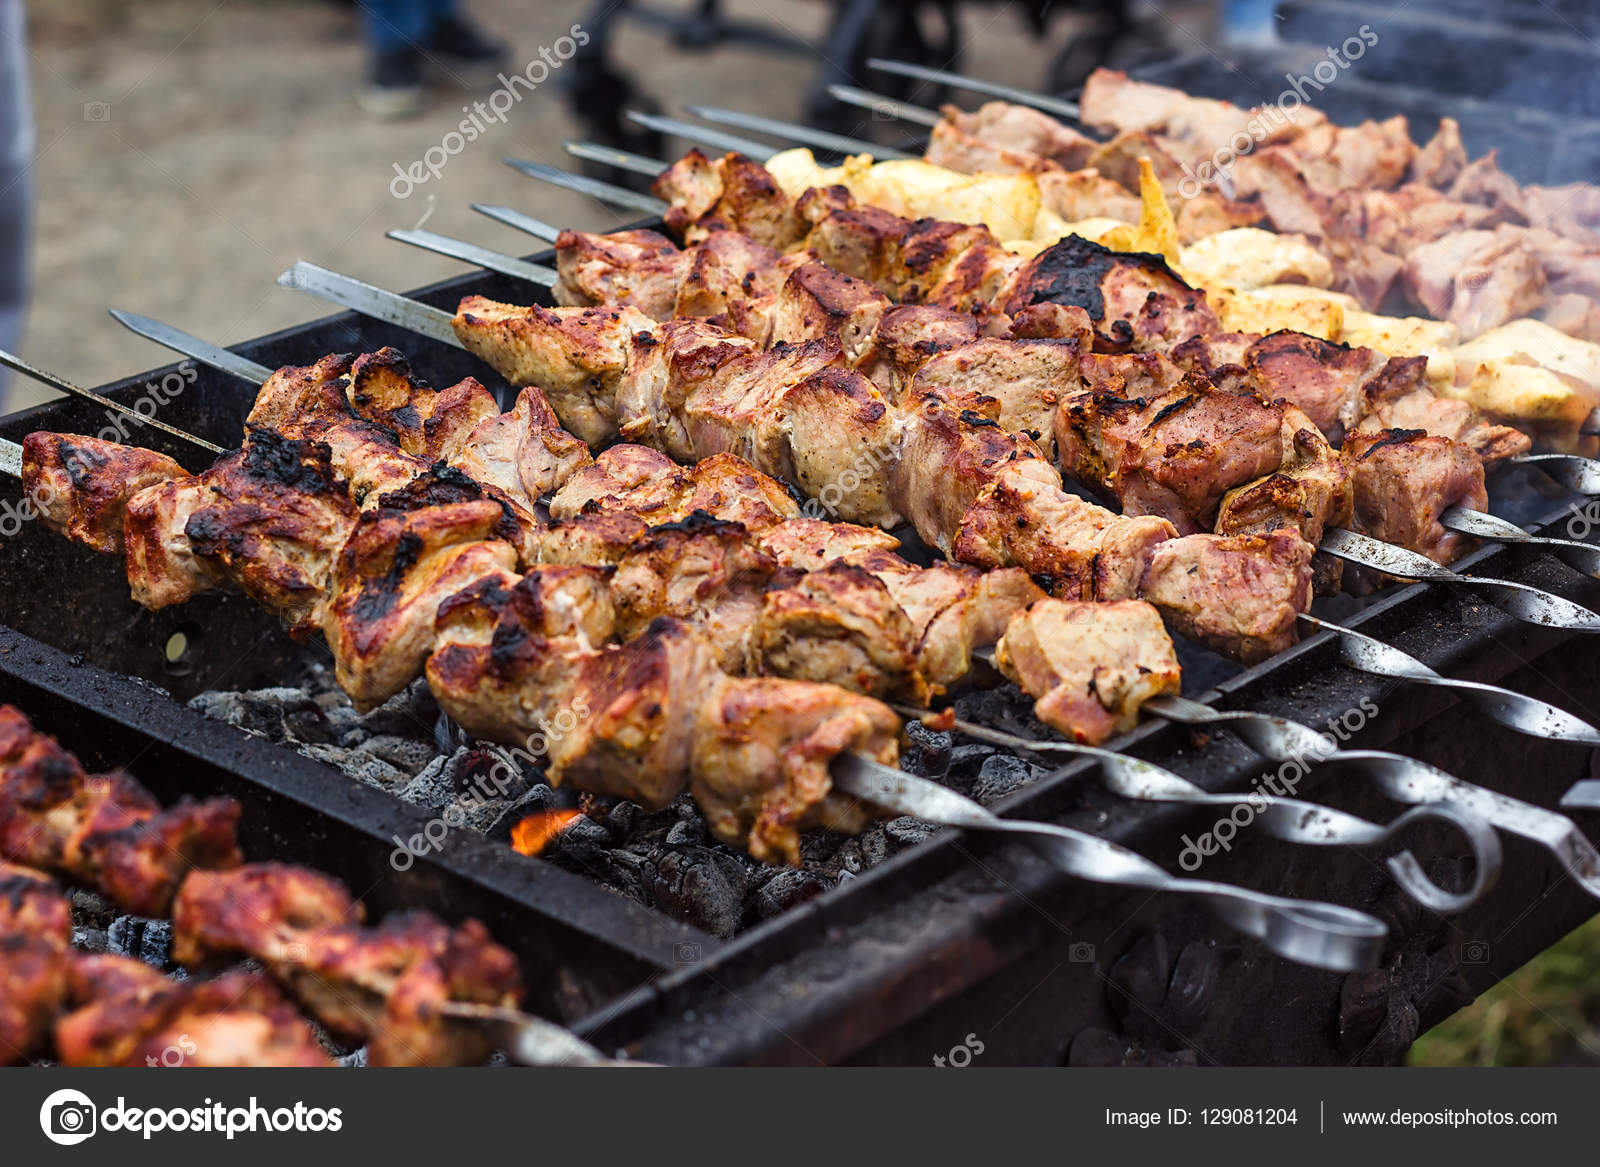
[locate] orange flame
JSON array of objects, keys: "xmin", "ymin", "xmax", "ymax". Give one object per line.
[{"xmin": 511, "ymin": 809, "xmax": 583, "ymax": 856}]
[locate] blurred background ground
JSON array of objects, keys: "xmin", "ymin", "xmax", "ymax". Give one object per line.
[
  {"xmin": 13, "ymin": 0, "xmax": 1600, "ymax": 1065},
  {"xmin": 14, "ymin": 0, "xmax": 1143, "ymax": 409}
]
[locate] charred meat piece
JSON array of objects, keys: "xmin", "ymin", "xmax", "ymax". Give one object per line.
[
  {"xmin": 0, "ymin": 865, "xmax": 72, "ymax": 1065},
  {"xmin": 20, "ymin": 433, "xmax": 187, "ymax": 556},
  {"xmin": 1345, "ymin": 428, "xmax": 1487, "ymax": 566},
  {"xmin": 0, "ymin": 706, "xmax": 241, "ymax": 915},
  {"xmin": 996, "ymin": 599, "xmax": 1180, "ymax": 745},
  {"xmin": 342, "ymin": 348, "xmax": 501, "ymax": 463},
  {"xmin": 551, "ymin": 446, "xmax": 801, "ymax": 533}
]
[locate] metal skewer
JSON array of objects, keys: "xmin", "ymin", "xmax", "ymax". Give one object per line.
[
  {"xmin": 865, "ymin": 57, "xmax": 1083, "ymax": 120},
  {"xmin": 888, "ymin": 706, "xmax": 1497, "ymax": 913},
  {"xmin": 1319, "ymin": 527, "xmax": 1600, "ymax": 632},
  {"xmin": 503, "ymin": 157, "xmax": 667, "ymax": 216},
  {"xmin": 564, "ymin": 140, "xmax": 680, "ymax": 179},
  {"xmin": 0, "ymin": 348, "xmax": 223, "ymax": 455},
  {"xmin": 624, "ymin": 111, "xmax": 774, "ymax": 158},
  {"xmin": 830, "ymin": 753, "xmax": 1388, "ymax": 971},
  {"xmin": 1439, "ymin": 504, "xmax": 1600, "ymax": 577},
  {"xmin": 1138, "ymin": 693, "xmax": 1600, "ymax": 902},
  {"xmin": 826, "ymin": 84, "xmax": 942, "ymax": 127},
  {"xmin": 682, "ymin": 104, "xmax": 908, "ymax": 159},
  {"xmin": 1296, "ymin": 612, "xmax": 1600, "ymax": 744},
  {"xmin": 386, "ymin": 229, "xmax": 558, "ymax": 287},
  {"xmin": 473, "ymin": 203, "xmax": 564, "ymax": 244}
]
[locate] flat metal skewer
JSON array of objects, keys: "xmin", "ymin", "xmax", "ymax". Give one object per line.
[
  {"xmin": 865, "ymin": 57, "xmax": 1083, "ymax": 120},
  {"xmin": 1440, "ymin": 504, "xmax": 1600, "ymax": 577},
  {"xmin": 386, "ymin": 229, "xmax": 558, "ymax": 287},
  {"xmin": 683, "ymin": 104, "xmax": 910, "ymax": 159},
  {"xmin": 624, "ymin": 110, "xmax": 775, "ymax": 158},
  {"xmin": 890, "ymin": 706, "xmax": 1497, "ymax": 914},
  {"xmin": 826, "ymin": 84, "xmax": 942, "ymax": 127},
  {"xmin": 1296, "ymin": 612, "xmax": 1600, "ymax": 744},
  {"xmin": 563, "ymin": 140, "xmax": 676, "ymax": 179},
  {"xmin": 1140, "ymin": 693, "xmax": 1600, "ymax": 902},
  {"xmin": 472, "ymin": 203, "xmax": 564, "ymax": 244},
  {"xmin": 0, "ymin": 348, "xmax": 223, "ymax": 455},
  {"xmin": 830, "ymin": 753, "xmax": 1387, "ymax": 971},
  {"xmin": 503, "ymin": 157, "xmax": 668, "ymax": 217}
]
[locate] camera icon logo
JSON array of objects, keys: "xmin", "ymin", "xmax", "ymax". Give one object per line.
[
  {"xmin": 1068, "ymin": 941, "xmax": 1096, "ymax": 963},
  {"xmin": 672, "ymin": 941, "xmax": 702, "ymax": 964},
  {"xmin": 1461, "ymin": 940, "xmax": 1490, "ymax": 964},
  {"xmin": 39, "ymin": 1088, "xmax": 97, "ymax": 1146},
  {"xmin": 83, "ymin": 102, "xmax": 111, "ymax": 123}
]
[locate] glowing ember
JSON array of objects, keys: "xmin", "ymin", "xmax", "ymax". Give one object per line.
[{"xmin": 511, "ymin": 809, "xmax": 584, "ymax": 856}]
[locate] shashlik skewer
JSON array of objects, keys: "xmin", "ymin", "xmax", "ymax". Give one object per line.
[{"xmin": 281, "ymin": 261, "xmax": 1319, "ymax": 665}]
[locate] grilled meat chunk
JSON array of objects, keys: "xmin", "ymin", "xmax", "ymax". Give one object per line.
[
  {"xmin": 1345, "ymin": 428, "xmax": 1487, "ymax": 566},
  {"xmin": 996, "ymin": 599, "xmax": 1180, "ymax": 745},
  {"xmin": 0, "ymin": 865, "xmax": 72, "ymax": 1065},
  {"xmin": 554, "ymin": 227, "xmax": 689, "ymax": 317},
  {"xmin": 909, "ymin": 337, "xmax": 1080, "ymax": 461},
  {"xmin": 21, "ymin": 433, "xmax": 187, "ymax": 555},
  {"xmin": 654, "ymin": 149, "xmax": 807, "ymax": 250},
  {"xmin": 342, "ymin": 348, "xmax": 501, "ymax": 462},
  {"xmin": 0, "ymin": 706, "xmax": 241, "ymax": 915},
  {"xmin": 55, "ymin": 956, "xmax": 333, "ymax": 1068},
  {"xmin": 1404, "ymin": 225, "xmax": 1547, "ymax": 340},
  {"xmin": 551, "ymin": 445, "xmax": 801, "ymax": 533},
  {"xmin": 448, "ymin": 385, "xmax": 594, "ymax": 510},
  {"xmin": 931, "ymin": 101, "xmax": 1099, "ymax": 172},
  {"xmin": 1243, "ymin": 331, "xmax": 1392, "ymax": 443},
  {"xmin": 1139, "ymin": 530, "xmax": 1314, "ymax": 664},
  {"xmin": 1216, "ymin": 405, "xmax": 1352, "ymax": 546}
]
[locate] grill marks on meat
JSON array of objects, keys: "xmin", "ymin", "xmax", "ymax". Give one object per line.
[
  {"xmin": 0, "ymin": 707, "xmax": 241, "ymax": 916},
  {"xmin": 428, "ymin": 599, "xmax": 898, "ymax": 864},
  {"xmin": 172, "ymin": 864, "xmax": 521, "ymax": 1068},
  {"xmin": 1345, "ymin": 428, "xmax": 1487, "ymax": 565},
  {"xmin": 20, "ymin": 433, "xmax": 186, "ymax": 555},
  {"xmin": 996, "ymin": 599, "xmax": 1180, "ymax": 745}
]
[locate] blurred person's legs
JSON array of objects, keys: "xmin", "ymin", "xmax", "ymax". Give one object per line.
[
  {"xmin": 0, "ymin": 0, "xmax": 32, "ymax": 411},
  {"xmin": 360, "ymin": 0, "xmax": 508, "ymax": 118}
]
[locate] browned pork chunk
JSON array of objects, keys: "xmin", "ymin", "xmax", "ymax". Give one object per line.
[
  {"xmin": 996, "ymin": 599, "xmax": 1180, "ymax": 745},
  {"xmin": 1345, "ymin": 428, "xmax": 1487, "ymax": 566},
  {"xmin": 1138, "ymin": 530, "xmax": 1314, "ymax": 664}
]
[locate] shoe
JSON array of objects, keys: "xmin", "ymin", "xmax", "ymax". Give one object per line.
[
  {"xmin": 426, "ymin": 14, "xmax": 510, "ymax": 85},
  {"xmin": 359, "ymin": 49, "xmax": 425, "ymax": 118}
]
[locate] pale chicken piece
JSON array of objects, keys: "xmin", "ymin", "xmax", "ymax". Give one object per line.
[
  {"xmin": 448, "ymin": 385, "xmax": 594, "ymax": 510},
  {"xmin": 908, "ymin": 337, "xmax": 1079, "ymax": 460},
  {"xmin": 996, "ymin": 599, "xmax": 1180, "ymax": 745},
  {"xmin": 852, "ymin": 304, "xmax": 981, "ymax": 393},
  {"xmin": 1216, "ymin": 405, "xmax": 1352, "ymax": 547},
  {"xmin": 452, "ymin": 297, "xmax": 656, "ymax": 445},
  {"xmin": 1410, "ymin": 117, "xmax": 1468, "ymax": 189},
  {"xmin": 21, "ymin": 432, "xmax": 187, "ymax": 555},
  {"xmin": 1211, "ymin": 286, "xmax": 1344, "ymax": 341},
  {"xmin": 1138, "ymin": 530, "xmax": 1313, "ymax": 664},
  {"xmin": 1344, "ymin": 428, "xmax": 1487, "ymax": 566},
  {"xmin": 1339, "ymin": 310, "xmax": 1459, "ymax": 387},
  {"xmin": 322, "ymin": 498, "xmax": 518, "ymax": 710},
  {"xmin": 1179, "ymin": 227, "xmax": 1334, "ymax": 291}
]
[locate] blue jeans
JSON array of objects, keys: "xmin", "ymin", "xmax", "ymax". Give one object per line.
[
  {"xmin": 365, "ymin": 0, "xmax": 460, "ymax": 55},
  {"xmin": 0, "ymin": 0, "xmax": 32, "ymax": 410}
]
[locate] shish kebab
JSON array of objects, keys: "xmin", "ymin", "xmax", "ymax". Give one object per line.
[
  {"xmin": 87, "ymin": 331, "xmax": 1600, "ymax": 902},
  {"xmin": 465, "ymin": 151, "xmax": 1600, "ymax": 593},
  {"xmin": 6, "ymin": 348, "xmax": 1508, "ymax": 917},
  {"xmin": 0, "ymin": 423, "xmax": 1418, "ymax": 967},
  {"xmin": 0, "ymin": 704, "xmax": 617, "ymax": 1067}
]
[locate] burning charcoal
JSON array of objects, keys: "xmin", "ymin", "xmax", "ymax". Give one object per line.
[
  {"xmin": 358, "ymin": 734, "xmax": 439, "ymax": 777},
  {"xmin": 298, "ymin": 742, "xmax": 411, "ymax": 791},
  {"xmin": 107, "ymin": 916, "xmax": 174, "ymax": 969},
  {"xmin": 754, "ymin": 869, "xmax": 829, "ymax": 919},
  {"xmin": 396, "ymin": 750, "xmax": 469, "ymax": 810},
  {"xmin": 601, "ymin": 801, "xmax": 642, "ymax": 842},
  {"xmin": 902, "ymin": 719, "xmax": 953, "ymax": 778},
  {"xmin": 883, "ymin": 816, "xmax": 939, "ymax": 848},
  {"xmin": 356, "ymin": 680, "xmax": 439, "ymax": 738},
  {"xmin": 646, "ymin": 847, "xmax": 749, "ymax": 938},
  {"xmin": 188, "ymin": 687, "xmax": 323, "ymax": 742},
  {"xmin": 665, "ymin": 819, "xmax": 707, "ymax": 848},
  {"xmin": 970, "ymin": 754, "xmax": 1036, "ymax": 804}
]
